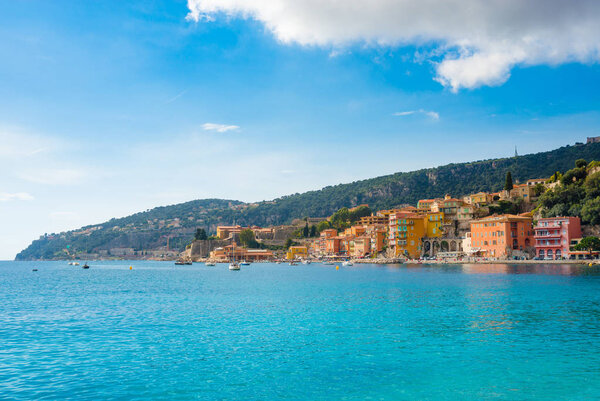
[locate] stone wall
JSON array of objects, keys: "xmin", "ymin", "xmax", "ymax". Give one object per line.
[
  {"xmin": 189, "ymin": 239, "xmax": 230, "ymax": 260},
  {"xmin": 272, "ymin": 226, "xmax": 297, "ymax": 241}
]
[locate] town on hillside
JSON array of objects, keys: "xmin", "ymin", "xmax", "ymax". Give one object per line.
[{"xmin": 186, "ymin": 158, "xmax": 600, "ymax": 263}]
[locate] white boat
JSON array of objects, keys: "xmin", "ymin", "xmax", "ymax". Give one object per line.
[
  {"xmin": 289, "ymin": 261, "xmax": 298, "ymax": 266},
  {"xmin": 240, "ymin": 261, "xmax": 250, "ymax": 266},
  {"xmin": 323, "ymin": 261, "xmax": 334, "ymax": 265},
  {"xmin": 205, "ymin": 261, "xmax": 216, "ymax": 266},
  {"xmin": 342, "ymin": 261, "xmax": 353, "ymax": 266},
  {"xmin": 229, "ymin": 238, "xmax": 240, "ymax": 270},
  {"xmin": 302, "ymin": 260, "xmax": 311, "ymax": 265}
]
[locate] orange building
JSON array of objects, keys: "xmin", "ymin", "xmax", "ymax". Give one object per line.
[
  {"xmin": 388, "ymin": 211, "xmax": 427, "ymax": 258},
  {"xmin": 417, "ymin": 199, "xmax": 441, "ymax": 210},
  {"xmin": 358, "ymin": 215, "xmax": 388, "ymax": 225},
  {"xmin": 351, "ymin": 236, "xmax": 371, "ymax": 258},
  {"xmin": 470, "ymin": 214, "xmax": 534, "ymax": 258},
  {"xmin": 325, "ymin": 237, "xmax": 341, "ymax": 255},
  {"xmin": 216, "ymin": 225, "xmax": 243, "ymax": 239},
  {"xmin": 209, "ymin": 245, "xmax": 273, "ymax": 261}
]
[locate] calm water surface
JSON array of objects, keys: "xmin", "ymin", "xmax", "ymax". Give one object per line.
[{"xmin": 1, "ymin": 261, "xmax": 600, "ymax": 400}]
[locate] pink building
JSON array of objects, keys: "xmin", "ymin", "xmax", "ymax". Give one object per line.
[{"xmin": 534, "ymin": 217, "xmax": 581, "ymax": 259}]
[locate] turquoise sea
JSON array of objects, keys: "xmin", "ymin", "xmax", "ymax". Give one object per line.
[{"xmin": 2, "ymin": 261, "xmax": 600, "ymax": 400}]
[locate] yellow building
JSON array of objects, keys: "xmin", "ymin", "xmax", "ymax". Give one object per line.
[
  {"xmin": 388, "ymin": 211, "xmax": 426, "ymax": 258},
  {"xmin": 424, "ymin": 212, "xmax": 444, "ymax": 237},
  {"xmin": 216, "ymin": 225, "xmax": 242, "ymax": 239},
  {"xmin": 464, "ymin": 192, "xmax": 489, "ymax": 206},
  {"xmin": 286, "ymin": 246, "xmax": 308, "ymax": 260},
  {"xmin": 417, "ymin": 199, "xmax": 438, "ymax": 210}
]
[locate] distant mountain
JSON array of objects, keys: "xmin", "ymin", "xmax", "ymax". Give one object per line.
[{"xmin": 16, "ymin": 142, "xmax": 600, "ymax": 260}]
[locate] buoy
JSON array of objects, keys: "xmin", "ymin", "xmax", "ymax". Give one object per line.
[
  {"xmin": 129, "ymin": 266, "xmax": 133, "ymax": 270},
  {"xmin": 589, "ymin": 263, "xmax": 593, "ymax": 267},
  {"xmin": 336, "ymin": 265, "xmax": 339, "ymax": 270}
]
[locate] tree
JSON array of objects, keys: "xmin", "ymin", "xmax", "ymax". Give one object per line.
[
  {"xmin": 561, "ymin": 167, "xmax": 587, "ymax": 186},
  {"xmin": 284, "ymin": 238, "xmax": 294, "ymax": 249},
  {"xmin": 581, "ymin": 197, "xmax": 600, "ymax": 225},
  {"xmin": 303, "ymin": 223, "xmax": 309, "ymax": 238},
  {"xmin": 574, "ymin": 236, "xmax": 600, "ymax": 257},
  {"xmin": 309, "ymin": 225, "xmax": 317, "ymax": 237},
  {"xmin": 239, "ymin": 229, "xmax": 258, "ymax": 248},
  {"xmin": 194, "ymin": 228, "xmax": 207, "ymax": 241},
  {"xmin": 316, "ymin": 220, "xmax": 331, "ymax": 233},
  {"xmin": 533, "ymin": 183, "xmax": 546, "ymax": 197},
  {"xmin": 504, "ymin": 171, "xmax": 513, "ymax": 191},
  {"xmin": 584, "ymin": 172, "xmax": 600, "ymax": 199},
  {"xmin": 576, "ymin": 159, "xmax": 588, "ymax": 168},
  {"xmin": 548, "ymin": 171, "xmax": 562, "ymax": 183}
]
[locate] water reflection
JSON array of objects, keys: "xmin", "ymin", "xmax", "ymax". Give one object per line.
[
  {"xmin": 379, "ymin": 262, "xmax": 600, "ymax": 276},
  {"xmin": 460, "ymin": 263, "xmax": 600, "ymax": 276}
]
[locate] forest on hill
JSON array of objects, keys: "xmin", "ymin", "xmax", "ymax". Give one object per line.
[{"xmin": 16, "ymin": 142, "xmax": 600, "ymax": 260}]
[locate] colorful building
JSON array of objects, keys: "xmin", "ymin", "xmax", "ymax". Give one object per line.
[
  {"xmin": 431, "ymin": 195, "xmax": 465, "ymax": 223},
  {"xmin": 216, "ymin": 225, "xmax": 242, "ymax": 239},
  {"xmin": 358, "ymin": 215, "xmax": 388, "ymax": 225},
  {"xmin": 286, "ymin": 246, "xmax": 308, "ymax": 260},
  {"xmin": 209, "ymin": 245, "xmax": 273, "ymax": 261},
  {"xmin": 388, "ymin": 211, "xmax": 426, "ymax": 258},
  {"xmin": 463, "ymin": 192, "xmax": 490, "ymax": 206},
  {"xmin": 510, "ymin": 184, "xmax": 536, "ymax": 202},
  {"xmin": 417, "ymin": 199, "xmax": 439, "ymax": 211},
  {"xmin": 424, "ymin": 211, "xmax": 444, "ymax": 237},
  {"xmin": 351, "ymin": 236, "xmax": 371, "ymax": 258},
  {"xmin": 534, "ymin": 217, "xmax": 582, "ymax": 259},
  {"xmin": 325, "ymin": 237, "xmax": 341, "ymax": 256},
  {"xmin": 527, "ymin": 178, "xmax": 548, "ymax": 187},
  {"xmin": 470, "ymin": 214, "xmax": 534, "ymax": 258}
]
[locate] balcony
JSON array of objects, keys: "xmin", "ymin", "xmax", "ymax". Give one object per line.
[{"xmin": 534, "ymin": 232, "xmax": 561, "ymax": 239}]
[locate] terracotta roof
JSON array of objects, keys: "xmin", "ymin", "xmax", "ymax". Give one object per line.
[{"xmin": 473, "ymin": 213, "xmax": 532, "ymax": 223}]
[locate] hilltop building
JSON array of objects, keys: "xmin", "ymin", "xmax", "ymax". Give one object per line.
[{"xmin": 587, "ymin": 136, "xmax": 600, "ymax": 144}]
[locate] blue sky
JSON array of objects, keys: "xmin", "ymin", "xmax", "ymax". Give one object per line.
[{"xmin": 1, "ymin": 0, "xmax": 600, "ymax": 259}]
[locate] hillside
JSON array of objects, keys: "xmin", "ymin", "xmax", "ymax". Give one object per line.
[{"xmin": 16, "ymin": 142, "xmax": 600, "ymax": 260}]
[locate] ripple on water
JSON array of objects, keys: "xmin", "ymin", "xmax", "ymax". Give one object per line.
[{"xmin": 1, "ymin": 261, "xmax": 600, "ymax": 400}]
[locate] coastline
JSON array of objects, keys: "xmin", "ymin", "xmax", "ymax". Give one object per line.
[{"xmin": 16, "ymin": 257, "xmax": 599, "ymax": 266}]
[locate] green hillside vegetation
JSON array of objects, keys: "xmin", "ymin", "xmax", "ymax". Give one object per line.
[
  {"xmin": 537, "ymin": 159, "xmax": 600, "ymax": 224},
  {"xmin": 16, "ymin": 142, "xmax": 600, "ymax": 260}
]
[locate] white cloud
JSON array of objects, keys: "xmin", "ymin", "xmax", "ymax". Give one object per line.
[
  {"xmin": 0, "ymin": 192, "xmax": 34, "ymax": 202},
  {"xmin": 186, "ymin": 0, "xmax": 600, "ymax": 91},
  {"xmin": 394, "ymin": 109, "xmax": 439, "ymax": 120},
  {"xmin": 202, "ymin": 122, "xmax": 240, "ymax": 133},
  {"xmin": 19, "ymin": 169, "xmax": 86, "ymax": 186},
  {"xmin": 0, "ymin": 129, "xmax": 59, "ymax": 159}
]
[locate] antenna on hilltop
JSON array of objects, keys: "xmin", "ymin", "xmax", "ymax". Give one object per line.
[{"xmin": 514, "ymin": 146, "xmax": 518, "ymax": 157}]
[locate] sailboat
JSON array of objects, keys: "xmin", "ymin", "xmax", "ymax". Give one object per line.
[{"xmin": 229, "ymin": 239, "xmax": 240, "ymax": 270}]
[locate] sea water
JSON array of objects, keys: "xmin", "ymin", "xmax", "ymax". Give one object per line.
[{"xmin": 1, "ymin": 261, "xmax": 600, "ymax": 400}]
